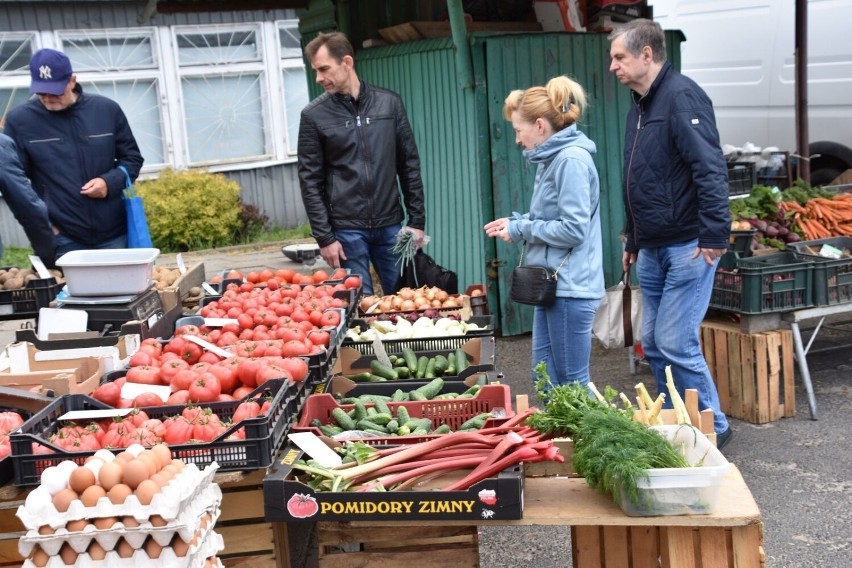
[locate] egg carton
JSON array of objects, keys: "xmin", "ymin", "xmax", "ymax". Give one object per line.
[
  {"xmin": 17, "ymin": 461, "xmax": 219, "ymax": 530},
  {"xmin": 21, "ymin": 526, "xmax": 224, "ymax": 568},
  {"xmin": 19, "ymin": 490, "xmax": 221, "ymax": 556}
]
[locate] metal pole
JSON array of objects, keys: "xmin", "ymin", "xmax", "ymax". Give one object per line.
[
  {"xmin": 795, "ymin": 0, "xmax": 810, "ymax": 183},
  {"xmin": 447, "ymin": 0, "xmax": 475, "ymax": 89}
]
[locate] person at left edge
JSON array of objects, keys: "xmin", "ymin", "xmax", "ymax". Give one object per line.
[
  {"xmin": 3, "ymin": 48, "xmax": 144, "ymax": 257},
  {"xmin": 0, "ymin": 133, "xmax": 56, "ymax": 267}
]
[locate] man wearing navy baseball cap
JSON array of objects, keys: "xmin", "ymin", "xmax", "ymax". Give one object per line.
[{"xmin": 4, "ymin": 48, "xmax": 144, "ymax": 255}]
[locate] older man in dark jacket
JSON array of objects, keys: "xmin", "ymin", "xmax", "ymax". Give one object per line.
[
  {"xmin": 0, "ymin": 134, "xmax": 56, "ymax": 267},
  {"xmin": 4, "ymin": 49, "xmax": 143, "ymax": 256},
  {"xmin": 298, "ymin": 32, "xmax": 426, "ymax": 296},
  {"xmin": 609, "ymin": 19, "xmax": 733, "ymax": 449}
]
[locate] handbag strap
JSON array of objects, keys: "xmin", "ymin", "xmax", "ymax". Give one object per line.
[
  {"xmin": 517, "ymin": 242, "xmax": 571, "ymax": 278},
  {"xmin": 117, "ymin": 165, "xmax": 133, "ymax": 190},
  {"xmin": 621, "ymin": 270, "xmax": 634, "ymax": 348}
]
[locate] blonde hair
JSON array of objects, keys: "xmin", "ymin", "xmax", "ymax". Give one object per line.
[{"xmin": 502, "ymin": 76, "xmax": 588, "ymax": 130}]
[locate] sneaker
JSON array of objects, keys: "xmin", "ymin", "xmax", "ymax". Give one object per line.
[{"xmin": 716, "ymin": 426, "xmax": 734, "ymax": 451}]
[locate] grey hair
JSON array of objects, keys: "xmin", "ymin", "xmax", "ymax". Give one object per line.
[{"xmin": 608, "ymin": 19, "xmax": 667, "ymax": 63}]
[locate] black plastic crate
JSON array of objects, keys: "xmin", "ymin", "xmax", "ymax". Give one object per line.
[
  {"xmin": 729, "ymin": 229, "xmax": 756, "ymax": 257},
  {"xmin": 0, "ymin": 268, "xmax": 63, "ymax": 321},
  {"xmin": 710, "ymin": 252, "xmax": 814, "ymax": 314},
  {"xmin": 788, "ymin": 237, "xmax": 852, "ymax": 306},
  {"xmin": 727, "ymin": 161, "xmax": 757, "ymax": 197},
  {"xmin": 342, "ymin": 315, "xmax": 495, "ymax": 356},
  {"xmin": 10, "ymin": 378, "xmax": 300, "ymax": 485}
]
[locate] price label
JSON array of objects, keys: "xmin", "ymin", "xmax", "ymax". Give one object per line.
[
  {"xmin": 371, "ymin": 336, "xmax": 393, "ymax": 368},
  {"xmin": 29, "ymin": 256, "xmax": 51, "ymax": 279},
  {"xmin": 176, "ymin": 253, "xmax": 187, "ymax": 274}
]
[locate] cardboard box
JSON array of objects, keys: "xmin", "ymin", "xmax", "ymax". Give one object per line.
[
  {"xmin": 0, "ymin": 342, "xmax": 106, "ymax": 396},
  {"xmin": 263, "ymin": 445, "xmax": 523, "ymax": 522},
  {"xmin": 159, "ymin": 262, "xmax": 206, "ymax": 312}
]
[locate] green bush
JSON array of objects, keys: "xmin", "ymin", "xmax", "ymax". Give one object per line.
[{"xmin": 136, "ymin": 169, "xmax": 245, "ymax": 252}]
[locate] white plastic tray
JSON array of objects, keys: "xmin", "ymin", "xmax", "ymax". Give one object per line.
[{"xmin": 56, "ymin": 249, "xmax": 160, "ymax": 297}]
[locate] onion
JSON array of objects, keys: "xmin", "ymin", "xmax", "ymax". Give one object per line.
[
  {"xmin": 400, "ymin": 300, "xmax": 417, "ymax": 311},
  {"xmin": 379, "ymin": 299, "xmax": 394, "ymax": 312},
  {"xmin": 414, "ymin": 296, "xmax": 431, "ymax": 308},
  {"xmin": 360, "ymin": 295, "xmax": 380, "ymax": 312},
  {"xmin": 442, "ymin": 298, "xmax": 460, "ymax": 308},
  {"xmin": 435, "ymin": 290, "xmax": 449, "ymax": 302},
  {"xmin": 391, "ymin": 296, "xmax": 404, "ymax": 310},
  {"xmin": 431, "ymin": 299, "xmax": 443, "ymax": 308},
  {"xmin": 398, "ymin": 288, "xmax": 415, "ymax": 301}
]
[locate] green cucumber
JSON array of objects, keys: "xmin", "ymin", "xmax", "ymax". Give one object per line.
[
  {"xmin": 370, "ymin": 360, "xmax": 399, "ymax": 380},
  {"xmin": 332, "ymin": 407, "xmax": 356, "ymax": 430}
]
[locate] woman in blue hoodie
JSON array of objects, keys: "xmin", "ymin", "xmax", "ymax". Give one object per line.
[{"xmin": 485, "ymin": 76, "xmax": 604, "ymax": 387}]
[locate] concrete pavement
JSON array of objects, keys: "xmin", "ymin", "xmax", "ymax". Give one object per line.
[{"xmin": 2, "ymin": 241, "xmax": 850, "ymax": 567}]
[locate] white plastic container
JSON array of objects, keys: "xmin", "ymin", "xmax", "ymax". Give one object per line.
[
  {"xmin": 56, "ymin": 249, "xmax": 160, "ymax": 297},
  {"xmin": 618, "ymin": 425, "xmax": 730, "ymax": 517}
]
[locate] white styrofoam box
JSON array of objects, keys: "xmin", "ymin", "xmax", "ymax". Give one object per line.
[
  {"xmin": 56, "ymin": 248, "xmax": 160, "ymax": 296},
  {"xmin": 17, "ymin": 462, "xmax": 218, "ymax": 530},
  {"xmin": 618, "ymin": 425, "xmax": 730, "ymax": 517}
]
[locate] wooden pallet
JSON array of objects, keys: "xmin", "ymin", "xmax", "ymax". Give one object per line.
[
  {"xmin": 316, "ymin": 522, "xmax": 479, "ymax": 567},
  {"xmin": 700, "ymin": 320, "xmax": 795, "ymax": 424},
  {"xmin": 571, "ymin": 524, "xmax": 765, "ymax": 568}
]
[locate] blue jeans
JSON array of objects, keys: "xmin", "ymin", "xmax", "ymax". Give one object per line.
[
  {"xmin": 334, "ymin": 224, "xmax": 402, "ymax": 296},
  {"xmin": 531, "ymin": 296, "xmax": 600, "ymax": 388},
  {"xmin": 636, "ymin": 240, "xmax": 730, "ymax": 433},
  {"xmin": 55, "ymin": 233, "xmax": 128, "ymax": 257}
]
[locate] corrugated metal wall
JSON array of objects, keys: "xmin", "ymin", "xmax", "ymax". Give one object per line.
[{"xmin": 355, "ymin": 39, "xmax": 490, "ymax": 293}]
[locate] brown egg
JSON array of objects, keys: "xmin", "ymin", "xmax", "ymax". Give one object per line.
[
  {"xmin": 137, "ymin": 450, "xmax": 160, "ymax": 474},
  {"xmin": 88, "ymin": 541, "xmax": 107, "ymax": 561},
  {"xmin": 151, "ymin": 444, "xmax": 172, "ymax": 469},
  {"xmin": 52, "ymin": 488, "xmax": 79, "ymax": 512},
  {"xmin": 122, "ymin": 515, "xmax": 141, "ymax": 528},
  {"xmin": 170, "ymin": 458, "xmax": 185, "ymax": 470},
  {"xmin": 37, "ymin": 525, "xmax": 54, "ymax": 535},
  {"xmin": 81, "ymin": 484, "xmax": 106, "ymax": 507},
  {"xmin": 122, "ymin": 459, "xmax": 149, "ymax": 489},
  {"xmin": 135, "ymin": 479, "xmax": 160, "ymax": 505},
  {"xmin": 69, "ymin": 466, "xmax": 96, "ymax": 494},
  {"xmin": 115, "ymin": 451, "xmax": 133, "ymax": 463},
  {"xmin": 107, "ymin": 483, "xmax": 132, "ymax": 505},
  {"xmin": 171, "ymin": 535, "xmax": 189, "ymax": 557},
  {"xmin": 94, "ymin": 516, "xmax": 118, "ymax": 530},
  {"xmin": 98, "ymin": 461, "xmax": 123, "ymax": 491},
  {"xmin": 145, "ymin": 537, "xmax": 163, "ymax": 559},
  {"xmin": 149, "ymin": 472, "xmax": 170, "ymax": 488},
  {"xmin": 150, "ymin": 514, "xmax": 168, "ymax": 527},
  {"xmin": 30, "ymin": 547, "xmax": 49, "ymax": 567},
  {"xmin": 66, "ymin": 518, "xmax": 88, "ymax": 532},
  {"xmin": 116, "ymin": 538, "xmax": 135, "ymax": 558},
  {"xmin": 59, "ymin": 543, "xmax": 78, "ymax": 565}
]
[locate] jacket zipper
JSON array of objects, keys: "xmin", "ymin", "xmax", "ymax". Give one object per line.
[
  {"xmin": 625, "ymin": 98, "xmax": 644, "ymax": 247},
  {"xmin": 349, "ymin": 96, "xmax": 374, "ymax": 229}
]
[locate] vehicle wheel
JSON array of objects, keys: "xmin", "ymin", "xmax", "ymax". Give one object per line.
[{"xmin": 809, "ymin": 141, "xmax": 852, "ymax": 186}]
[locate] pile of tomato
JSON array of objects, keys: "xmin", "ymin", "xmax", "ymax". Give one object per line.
[{"xmin": 0, "ymin": 411, "xmax": 26, "ymax": 459}]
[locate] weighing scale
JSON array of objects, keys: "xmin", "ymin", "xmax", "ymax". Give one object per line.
[{"xmin": 59, "ymin": 287, "xmax": 165, "ymax": 335}]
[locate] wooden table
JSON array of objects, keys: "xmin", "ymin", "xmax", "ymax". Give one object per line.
[{"xmin": 272, "ymin": 465, "xmax": 764, "ymax": 568}]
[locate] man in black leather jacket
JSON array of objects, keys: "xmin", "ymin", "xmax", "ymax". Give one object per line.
[{"xmin": 298, "ymin": 32, "xmax": 426, "ymax": 295}]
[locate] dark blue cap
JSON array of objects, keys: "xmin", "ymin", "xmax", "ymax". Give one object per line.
[{"xmin": 29, "ymin": 49, "xmax": 73, "ymax": 96}]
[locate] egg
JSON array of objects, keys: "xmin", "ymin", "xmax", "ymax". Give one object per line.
[
  {"xmin": 94, "ymin": 516, "xmax": 118, "ymax": 530},
  {"xmin": 93, "ymin": 449, "xmax": 116, "ymax": 462},
  {"xmin": 150, "ymin": 514, "xmax": 168, "ymax": 527},
  {"xmin": 84, "ymin": 457, "xmax": 104, "ymax": 479},
  {"xmin": 52, "ymin": 488, "xmax": 78, "ymax": 512},
  {"xmin": 66, "ymin": 518, "xmax": 88, "ymax": 532},
  {"xmin": 151, "ymin": 444, "xmax": 172, "ymax": 468},
  {"xmin": 69, "ymin": 465, "xmax": 96, "ymax": 494},
  {"xmin": 137, "ymin": 451, "xmax": 159, "ymax": 476},
  {"xmin": 122, "ymin": 458, "xmax": 149, "ymax": 489},
  {"xmin": 122, "ymin": 515, "xmax": 140, "ymax": 528},
  {"xmin": 88, "ymin": 541, "xmax": 107, "ymax": 561},
  {"xmin": 125, "ymin": 443, "xmax": 146, "ymax": 457},
  {"xmin": 30, "ymin": 547, "xmax": 49, "ymax": 567},
  {"xmin": 145, "ymin": 537, "xmax": 163, "ymax": 559},
  {"xmin": 135, "ymin": 479, "xmax": 160, "ymax": 505},
  {"xmin": 98, "ymin": 461, "xmax": 123, "ymax": 491},
  {"xmin": 171, "ymin": 535, "xmax": 189, "ymax": 557},
  {"xmin": 40, "ymin": 466, "xmax": 68, "ymax": 496},
  {"xmin": 59, "ymin": 543, "xmax": 78, "ymax": 565},
  {"xmin": 37, "ymin": 525, "xmax": 54, "ymax": 536},
  {"xmin": 108, "ymin": 483, "xmax": 132, "ymax": 505},
  {"xmin": 25, "ymin": 487, "xmax": 53, "ymax": 515},
  {"xmin": 170, "ymin": 458, "xmax": 186, "ymax": 471},
  {"xmin": 149, "ymin": 472, "xmax": 170, "ymax": 488},
  {"xmin": 116, "ymin": 538, "xmax": 135, "ymax": 558},
  {"xmin": 81, "ymin": 484, "xmax": 106, "ymax": 507}
]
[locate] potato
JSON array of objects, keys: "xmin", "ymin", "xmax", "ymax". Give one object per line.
[{"xmin": 4, "ymin": 276, "xmax": 25, "ymax": 290}]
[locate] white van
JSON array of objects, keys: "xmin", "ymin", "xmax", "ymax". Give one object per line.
[{"xmin": 649, "ymin": 0, "xmax": 852, "ymax": 185}]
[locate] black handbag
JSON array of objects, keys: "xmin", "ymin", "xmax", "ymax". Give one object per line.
[
  {"xmin": 399, "ymin": 250, "xmax": 459, "ymax": 294},
  {"xmin": 509, "ymin": 242, "xmax": 571, "ymax": 306}
]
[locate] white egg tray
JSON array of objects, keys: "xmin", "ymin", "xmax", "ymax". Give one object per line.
[
  {"xmin": 19, "ymin": 488, "xmax": 221, "ymax": 556},
  {"xmin": 21, "ymin": 528, "xmax": 224, "ymax": 568},
  {"xmin": 17, "ymin": 462, "xmax": 219, "ymax": 531}
]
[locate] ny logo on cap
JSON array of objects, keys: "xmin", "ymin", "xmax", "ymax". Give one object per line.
[{"xmin": 39, "ymin": 65, "xmax": 53, "ymax": 80}]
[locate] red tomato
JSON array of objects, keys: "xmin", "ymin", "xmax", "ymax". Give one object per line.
[
  {"xmin": 232, "ymin": 385, "xmax": 255, "ymax": 399},
  {"xmin": 171, "ymin": 369, "xmax": 200, "ymax": 392},
  {"xmin": 236, "ymin": 358, "xmax": 263, "ymax": 388},
  {"xmin": 132, "ymin": 392, "xmax": 164, "ymax": 408},
  {"xmin": 283, "ymin": 339, "xmax": 311, "ymax": 357},
  {"xmin": 216, "ymin": 331, "xmax": 240, "ymax": 347},
  {"xmin": 126, "ymin": 365, "xmax": 162, "ymax": 386},
  {"xmin": 307, "ymin": 330, "xmax": 330, "ymax": 347},
  {"xmin": 163, "ymin": 417, "xmax": 194, "ymax": 444},
  {"xmin": 255, "ymin": 365, "xmax": 292, "ymax": 387},
  {"xmin": 320, "ymin": 310, "xmax": 341, "ymax": 328},
  {"xmin": 208, "ymin": 361, "xmax": 239, "ymax": 394},
  {"xmin": 343, "ymin": 275, "xmax": 361, "ymax": 289},
  {"xmin": 188, "ymin": 374, "xmax": 222, "ymax": 403},
  {"xmin": 159, "ymin": 359, "xmax": 189, "ymax": 384},
  {"xmin": 279, "ymin": 357, "xmax": 310, "ymax": 383},
  {"xmin": 128, "ymin": 350, "xmax": 155, "ymax": 368},
  {"xmin": 139, "ymin": 338, "xmax": 163, "ymax": 357},
  {"xmin": 92, "ymin": 382, "xmax": 122, "ymax": 407},
  {"xmin": 166, "ymin": 390, "xmax": 191, "ymax": 405},
  {"xmin": 174, "ymin": 324, "xmax": 201, "ymax": 336},
  {"xmin": 199, "ymin": 351, "xmax": 222, "ymax": 364}
]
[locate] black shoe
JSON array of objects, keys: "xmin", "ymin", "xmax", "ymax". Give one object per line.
[{"xmin": 716, "ymin": 426, "xmax": 734, "ymax": 451}]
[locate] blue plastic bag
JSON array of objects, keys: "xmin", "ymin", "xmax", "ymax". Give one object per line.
[{"xmin": 119, "ymin": 165, "xmax": 153, "ymax": 248}]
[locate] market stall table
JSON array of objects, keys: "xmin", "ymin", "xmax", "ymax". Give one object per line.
[
  {"xmin": 782, "ymin": 302, "xmax": 852, "ymax": 420},
  {"xmin": 268, "ymin": 465, "xmax": 763, "ymax": 568}
]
